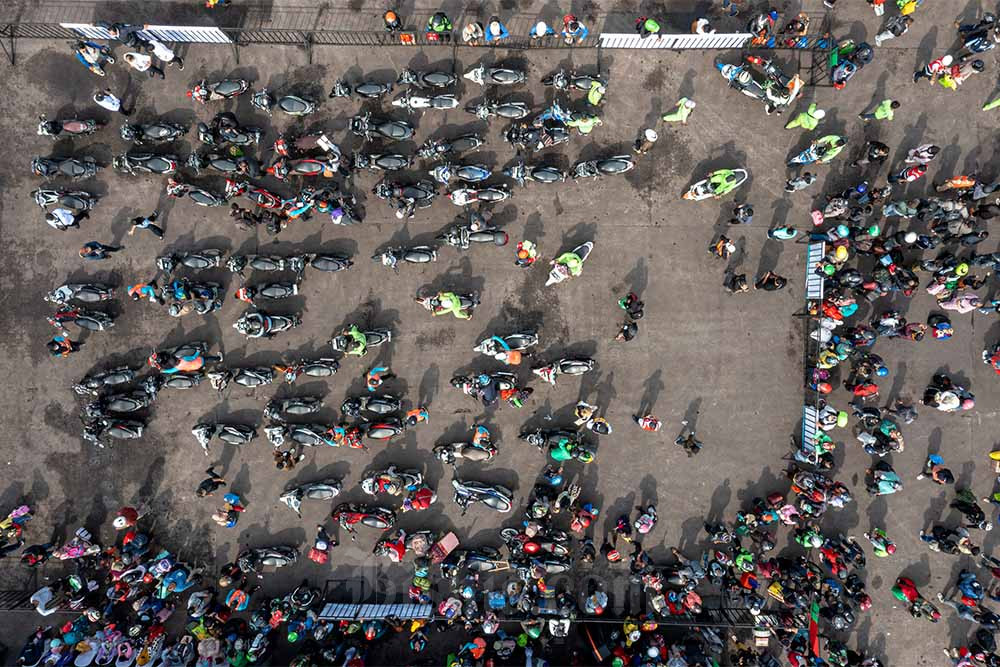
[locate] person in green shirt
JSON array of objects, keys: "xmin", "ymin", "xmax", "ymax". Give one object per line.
[
  {"xmin": 554, "ymin": 252, "xmax": 583, "ymax": 276},
  {"xmin": 662, "ymin": 97, "xmax": 695, "ymax": 123},
  {"xmin": 566, "ymin": 113, "xmax": 602, "ymax": 135},
  {"xmin": 425, "ymin": 11, "xmax": 452, "ymax": 40},
  {"xmin": 635, "ymin": 16, "xmax": 661, "ymax": 37},
  {"xmin": 344, "ymin": 324, "xmax": 368, "ymax": 356},
  {"xmin": 859, "ymin": 99, "xmax": 899, "ymax": 121},
  {"xmin": 784, "ymin": 103, "xmax": 825, "ymax": 130},
  {"xmin": 586, "ymin": 81, "xmax": 605, "ymax": 106},
  {"xmin": 433, "ymin": 292, "xmax": 471, "ymax": 319},
  {"xmin": 984, "ymin": 96, "xmax": 1000, "ymax": 111}
]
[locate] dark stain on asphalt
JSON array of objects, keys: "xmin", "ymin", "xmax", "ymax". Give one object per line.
[
  {"xmin": 43, "ymin": 401, "xmax": 79, "ymax": 439},
  {"xmin": 415, "ymin": 327, "xmax": 457, "ymax": 350},
  {"xmin": 643, "ymin": 68, "xmax": 666, "ymax": 92}
]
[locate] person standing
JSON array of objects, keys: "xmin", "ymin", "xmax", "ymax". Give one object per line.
[
  {"xmin": 123, "ymin": 52, "xmax": 166, "ymax": 79},
  {"xmin": 874, "ymin": 14, "xmax": 913, "ymax": 45},
  {"xmin": 45, "ymin": 208, "xmax": 88, "ymax": 231},
  {"xmin": 79, "ymin": 242, "xmax": 123, "ymax": 260},
  {"xmin": 426, "ymin": 12, "xmax": 453, "ymax": 41},
  {"xmin": 906, "ymin": 144, "xmax": 940, "ymax": 164},
  {"xmin": 94, "ymin": 88, "xmax": 131, "ymax": 115},
  {"xmin": 635, "ymin": 16, "xmax": 661, "ymax": 37},
  {"xmin": 662, "ymin": 98, "xmax": 695, "ymax": 124},
  {"xmin": 47, "ymin": 335, "xmax": 82, "ymax": 358},
  {"xmin": 633, "ymin": 129, "xmax": 658, "ymax": 154},
  {"xmin": 128, "ymin": 211, "xmax": 165, "ymax": 239},
  {"xmin": 784, "ymin": 103, "xmax": 825, "ymax": 130},
  {"xmin": 196, "ymin": 467, "xmax": 227, "ymax": 497},
  {"xmin": 462, "ymin": 21, "xmax": 485, "ymax": 44},
  {"xmin": 529, "ymin": 21, "xmax": 555, "ymax": 39},
  {"xmin": 754, "ymin": 271, "xmax": 788, "ymax": 291},
  {"xmin": 485, "ymin": 16, "xmax": 510, "ymax": 42},
  {"xmin": 729, "ymin": 203, "xmax": 754, "ymax": 225},
  {"xmin": 888, "ymin": 164, "xmax": 927, "ymax": 184},
  {"xmin": 383, "ymin": 10, "xmax": 402, "ymax": 33},
  {"xmin": 859, "ymin": 99, "xmax": 900, "ymax": 121},
  {"xmin": 562, "ymin": 14, "xmax": 589, "ymax": 44},
  {"xmin": 147, "ymin": 38, "xmax": 184, "ymax": 69},
  {"xmin": 674, "ymin": 421, "xmax": 703, "ymax": 456},
  {"xmin": 914, "ymin": 54, "xmax": 953, "ymax": 82}
]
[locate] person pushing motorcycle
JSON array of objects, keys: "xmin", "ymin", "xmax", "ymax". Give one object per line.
[
  {"xmin": 432, "ymin": 291, "xmax": 471, "ymax": 319},
  {"xmin": 344, "ymin": 325, "xmax": 368, "ymax": 356}
]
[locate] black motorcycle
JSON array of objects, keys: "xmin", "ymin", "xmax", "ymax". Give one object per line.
[
  {"xmin": 112, "ymin": 153, "xmax": 178, "ymax": 175},
  {"xmin": 120, "ymin": 121, "xmax": 188, "ymax": 145},
  {"xmin": 349, "ymin": 113, "xmax": 414, "ymax": 142}
]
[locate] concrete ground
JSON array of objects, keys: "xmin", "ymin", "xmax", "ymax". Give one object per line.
[{"xmin": 1, "ymin": 0, "xmax": 999, "ymax": 664}]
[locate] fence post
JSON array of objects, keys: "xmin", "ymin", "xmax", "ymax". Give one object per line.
[
  {"xmin": 1, "ymin": 24, "xmax": 14, "ymax": 65},
  {"xmin": 303, "ymin": 31, "xmax": 313, "ymax": 65}
]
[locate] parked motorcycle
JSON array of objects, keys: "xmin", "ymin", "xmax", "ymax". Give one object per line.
[
  {"xmin": 32, "ymin": 157, "xmax": 100, "ymax": 180},
  {"xmin": 233, "ymin": 311, "xmax": 302, "ymax": 339},
  {"xmin": 364, "ymin": 419, "xmax": 404, "ymax": 440},
  {"xmin": 351, "ymin": 151, "xmax": 411, "ymax": 172},
  {"xmin": 73, "ymin": 365, "xmax": 137, "ymax": 396},
  {"xmin": 391, "ymin": 91, "xmax": 460, "ymax": 111},
  {"xmin": 452, "ymin": 479, "xmax": 513, "ymax": 514},
  {"xmin": 332, "ymin": 504, "xmax": 396, "ymax": 538},
  {"xmin": 397, "ymin": 68, "xmax": 457, "ymax": 89},
  {"xmin": 541, "ymin": 69, "xmax": 606, "ymax": 91},
  {"xmin": 83, "ymin": 389, "xmax": 155, "ymax": 419},
  {"xmin": 45, "ymin": 283, "xmax": 114, "ymax": 305},
  {"xmin": 264, "ymin": 396, "xmax": 323, "ymax": 421},
  {"xmin": 225, "ymin": 180, "xmax": 283, "ymax": 210},
  {"xmin": 265, "ymin": 423, "xmax": 335, "ymax": 448},
  {"xmin": 474, "ymin": 332, "xmax": 538, "ymax": 358},
  {"xmin": 465, "ymin": 99, "xmax": 531, "ymax": 121},
  {"xmin": 187, "ymin": 152, "xmax": 260, "ymax": 177},
  {"xmin": 372, "ymin": 245, "xmax": 437, "ymax": 270},
  {"xmin": 273, "ymin": 132, "xmax": 339, "ymax": 158},
  {"xmin": 235, "ymin": 282, "xmax": 299, "ymax": 304},
  {"xmin": 187, "ymin": 79, "xmax": 251, "ymax": 104},
  {"xmin": 437, "ymin": 223, "xmax": 508, "ymax": 250},
  {"xmin": 417, "ymin": 134, "xmax": 484, "ymax": 160},
  {"xmin": 464, "ymin": 65, "xmax": 526, "ymax": 86},
  {"xmin": 533, "ymin": 357, "xmax": 596, "ymax": 385},
  {"xmin": 504, "ymin": 123, "xmax": 571, "ymax": 152},
  {"xmin": 329, "ymin": 79, "xmax": 394, "ymax": 99},
  {"xmin": 279, "ymin": 480, "xmax": 342, "ymax": 517},
  {"xmin": 449, "ymin": 185, "xmax": 511, "ymax": 206},
  {"xmin": 341, "ymin": 394, "xmax": 401, "ymax": 418},
  {"xmin": 32, "ymin": 188, "xmax": 98, "ymax": 210},
  {"xmin": 429, "ymin": 163, "xmax": 492, "ymax": 185},
  {"xmin": 165, "ymin": 178, "xmax": 228, "ymax": 207},
  {"xmin": 305, "ymin": 253, "xmax": 354, "ymax": 273},
  {"xmin": 501, "ymin": 527, "xmax": 570, "ymax": 557},
  {"xmin": 156, "ymin": 249, "xmax": 224, "ymax": 273},
  {"xmin": 267, "ymin": 157, "xmax": 339, "ymax": 181},
  {"xmin": 349, "ymin": 113, "xmax": 414, "ymax": 141},
  {"xmin": 330, "ymin": 327, "xmax": 391, "ymax": 353},
  {"xmin": 237, "ymin": 546, "xmax": 298, "ymax": 575},
  {"xmin": 207, "ymin": 367, "xmax": 277, "ymax": 391},
  {"xmin": 372, "ymin": 180, "xmax": 437, "ymax": 209},
  {"xmin": 112, "ymin": 153, "xmax": 178, "ymax": 176},
  {"xmin": 521, "ymin": 428, "xmax": 595, "ymax": 463},
  {"xmin": 504, "ymin": 160, "xmax": 566, "ymax": 186},
  {"xmin": 276, "ymin": 357, "xmax": 340, "ymax": 383},
  {"xmin": 47, "ymin": 307, "xmax": 115, "ymax": 331},
  {"xmin": 120, "ymin": 121, "xmax": 188, "ymax": 145},
  {"xmin": 227, "ymin": 254, "xmax": 306, "ymax": 275},
  {"xmin": 37, "ymin": 115, "xmax": 104, "ymax": 138},
  {"xmin": 251, "ymin": 88, "xmax": 317, "ymax": 116},
  {"xmin": 546, "ymin": 241, "xmax": 594, "ymax": 286},
  {"xmin": 572, "ymin": 155, "xmax": 634, "ymax": 179},
  {"xmin": 197, "ymin": 112, "xmax": 263, "ymax": 147},
  {"xmin": 191, "ymin": 422, "xmax": 257, "ymax": 453},
  {"xmin": 433, "ymin": 441, "xmax": 499, "ymax": 465},
  {"xmin": 83, "ymin": 417, "xmax": 144, "ymax": 447},
  {"xmin": 361, "ymin": 466, "xmax": 422, "ymax": 496}
]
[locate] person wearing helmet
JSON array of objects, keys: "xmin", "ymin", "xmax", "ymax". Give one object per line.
[
  {"xmin": 383, "ymin": 9, "xmax": 401, "ymax": 32},
  {"xmin": 914, "ymin": 53, "xmax": 953, "ymax": 82},
  {"xmin": 529, "ymin": 21, "xmax": 555, "ymax": 38},
  {"xmin": 633, "ymin": 128, "xmax": 658, "ymax": 154},
  {"xmin": 343, "ymin": 324, "xmax": 368, "ymax": 357},
  {"xmin": 662, "ymin": 97, "xmax": 696, "ymax": 123},
  {"xmin": 850, "ymin": 140, "xmax": 890, "ymax": 168},
  {"xmin": 514, "ymin": 239, "xmax": 537, "ymax": 267},
  {"xmin": 784, "ymin": 102, "xmax": 825, "ymax": 130},
  {"xmin": 586, "ymin": 80, "xmax": 606, "ymax": 106},
  {"xmin": 566, "ymin": 111, "xmax": 603, "ymax": 135},
  {"xmin": 484, "ymin": 16, "xmax": 509, "ymax": 42},
  {"xmin": 906, "ymin": 143, "xmax": 941, "ymax": 165},
  {"xmin": 461, "ymin": 21, "xmax": 484, "ymax": 44},
  {"xmin": 562, "ymin": 14, "xmax": 589, "ymax": 44},
  {"xmin": 432, "ymin": 291, "xmax": 472, "ymax": 319},
  {"xmin": 864, "ymin": 527, "xmax": 896, "ymax": 557},
  {"xmin": 635, "ymin": 15, "xmax": 661, "ymax": 37},
  {"xmin": 425, "ymin": 11, "xmax": 453, "ymax": 40},
  {"xmin": 874, "ymin": 13, "xmax": 913, "ymax": 45}
]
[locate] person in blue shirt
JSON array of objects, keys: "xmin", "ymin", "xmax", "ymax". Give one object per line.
[
  {"xmin": 485, "ymin": 16, "xmax": 510, "ymax": 42},
  {"xmin": 562, "ymin": 15, "xmax": 589, "ymax": 44}
]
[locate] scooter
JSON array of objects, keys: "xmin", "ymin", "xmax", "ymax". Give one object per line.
[
  {"xmin": 361, "ymin": 467, "xmax": 422, "ymax": 496},
  {"xmin": 352, "ymin": 152, "xmax": 411, "ymax": 172},
  {"xmin": 227, "ymin": 254, "xmax": 306, "ymax": 275},
  {"xmin": 349, "ymin": 113, "xmax": 414, "ymax": 141},
  {"xmin": 265, "ymin": 423, "xmax": 339, "ymax": 448},
  {"xmin": 372, "ymin": 245, "xmax": 437, "ymax": 270},
  {"xmin": 156, "ymin": 249, "xmax": 224, "ymax": 273},
  {"xmin": 187, "ymin": 152, "xmax": 260, "ymax": 177},
  {"xmin": 165, "ymin": 179, "xmax": 228, "ymax": 207},
  {"xmin": 276, "ymin": 357, "xmax": 340, "ymax": 383},
  {"xmin": 474, "ymin": 332, "xmax": 538, "ymax": 357},
  {"xmin": 237, "ymin": 546, "xmax": 298, "ymax": 575},
  {"xmin": 83, "ymin": 389, "xmax": 155, "ymax": 419},
  {"xmin": 465, "ymin": 99, "xmax": 531, "ymax": 121},
  {"xmin": 341, "ymin": 394, "xmax": 401, "ymax": 418},
  {"xmin": 251, "ymin": 88, "xmax": 317, "ymax": 116},
  {"xmin": 464, "ymin": 65, "xmax": 526, "ymax": 86},
  {"xmin": 417, "ymin": 134, "xmax": 485, "ymax": 159},
  {"xmin": 32, "ymin": 156, "xmax": 100, "ymax": 180},
  {"xmin": 504, "ymin": 160, "xmax": 566, "ymax": 186},
  {"xmin": 119, "ymin": 121, "xmax": 187, "ymax": 144},
  {"xmin": 437, "ymin": 224, "xmax": 508, "ymax": 250},
  {"xmin": 331, "ymin": 504, "xmax": 396, "ymax": 537},
  {"xmin": 197, "ymin": 112, "xmax": 263, "ymax": 147},
  {"xmin": 449, "ymin": 185, "xmax": 511, "ymax": 206},
  {"xmin": 572, "ymin": 155, "xmax": 634, "ymax": 179},
  {"xmin": 233, "ymin": 311, "xmax": 302, "ymax": 339},
  {"xmin": 391, "ymin": 91, "xmax": 460, "ymax": 111},
  {"xmin": 305, "ymin": 253, "xmax": 354, "ymax": 273},
  {"xmin": 207, "ymin": 367, "xmax": 276, "ymax": 391},
  {"xmin": 47, "ymin": 307, "xmax": 115, "ymax": 331},
  {"xmin": 45, "ymin": 283, "xmax": 114, "ymax": 305},
  {"xmin": 430, "ymin": 163, "xmax": 492, "ymax": 185},
  {"xmin": 541, "ymin": 69, "xmax": 606, "ymax": 91},
  {"xmin": 682, "ymin": 168, "xmax": 749, "ymax": 201},
  {"xmin": 32, "ymin": 188, "xmax": 98, "ymax": 210},
  {"xmin": 504, "ymin": 123, "xmax": 571, "ymax": 152},
  {"xmin": 452, "ymin": 479, "xmax": 513, "ymax": 514},
  {"xmin": 328, "ymin": 79, "xmax": 393, "ymax": 99},
  {"xmin": 533, "ymin": 358, "xmax": 596, "ymax": 385},
  {"xmin": 364, "ymin": 419, "xmax": 404, "ymax": 441},
  {"xmin": 112, "ymin": 153, "xmax": 177, "ymax": 175},
  {"xmin": 267, "ymin": 157, "xmax": 339, "ymax": 181},
  {"xmin": 263, "ymin": 396, "xmax": 323, "ymax": 420},
  {"xmin": 83, "ymin": 418, "xmax": 144, "ymax": 447},
  {"xmin": 37, "ymin": 115, "xmax": 104, "ymax": 138},
  {"xmin": 415, "ymin": 292, "xmax": 479, "ymax": 315},
  {"xmin": 546, "ymin": 241, "xmax": 593, "ymax": 286},
  {"xmin": 273, "ymin": 131, "xmax": 339, "ymax": 158},
  {"xmin": 191, "ymin": 422, "xmax": 257, "ymax": 452},
  {"xmin": 433, "ymin": 441, "xmax": 499, "ymax": 465},
  {"xmin": 279, "ymin": 480, "xmax": 342, "ymax": 517},
  {"xmin": 187, "ymin": 79, "xmax": 251, "ymax": 104},
  {"xmin": 225, "ymin": 180, "xmax": 284, "ymax": 209},
  {"xmin": 73, "ymin": 366, "xmax": 137, "ymax": 396},
  {"xmin": 330, "ymin": 328, "xmax": 391, "ymax": 353},
  {"xmin": 397, "ymin": 68, "xmax": 457, "ymax": 89}
]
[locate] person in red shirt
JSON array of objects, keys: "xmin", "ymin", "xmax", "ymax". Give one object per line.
[{"xmin": 888, "ymin": 164, "xmax": 926, "ymax": 184}]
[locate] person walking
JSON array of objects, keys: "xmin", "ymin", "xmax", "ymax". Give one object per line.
[
  {"xmin": 916, "ymin": 454, "xmax": 955, "ymax": 484},
  {"xmin": 562, "ymin": 14, "xmax": 589, "ymax": 44},
  {"xmin": 785, "ymin": 173, "xmax": 816, "ymax": 192},
  {"xmin": 615, "ymin": 320, "xmax": 638, "ymax": 342},
  {"xmin": 729, "ymin": 203, "xmax": 754, "ymax": 225},
  {"xmin": 93, "ymin": 88, "xmax": 131, "ymax": 115},
  {"xmin": 914, "ymin": 54, "xmax": 953, "ymax": 82},
  {"xmin": 874, "ymin": 14, "xmax": 913, "ymax": 45},
  {"xmin": 123, "ymin": 52, "xmax": 166, "ymax": 79},
  {"xmin": 859, "ymin": 99, "xmax": 899, "ymax": 121},
  {"xmin": 147, "ymin": 38, "xmax": 184, "ymax": 69},
  {"xmin": 633, "ymin": 414, "xmax": 662, "ymax": 431},
  {"xmin": 47, "ymin": 335, "xmax": 82, "ymax": 358},
  {"xmin": 784, "ymin": 103, "xmax": 825, "ymax": 130},
  {"xmin": 633, "ymin": 128, "xmax": 658, "ymax": 154},
  {"xmin": 754, "ymin": 271, "xmax": 788, "ymax": 291},
  {"xmin": 906, "ymin": 143, "xmax": 941, "ymax": 164},
  {"xmin": 128, "ymin": 212, "xmax": 165, "ymax": 239},
  {"xmin": 888, "ymin": 164, "xmax": 927, "ymax": 184},
  {"xmin": 79, "ymin": 242, "xmax": 123, "ymax": 260},
  {"xmin": 662, "ymin": 98, "xmax": 695, "ymax": 124},
  {"xmin": 196, "ymin": 467, "xmax": 227, "ymax": 497},
  {"xmin": 674, "ymin": 421, "xmax": 703, "ymax": 456}
]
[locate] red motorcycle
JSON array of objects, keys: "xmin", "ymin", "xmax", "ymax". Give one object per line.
[
  {"xmin": 226, "ymin": 180, "xmax": 283, "ymax": 210},
  {"xmin": 266, "ymin": 157, "xmax": 339, "ymax": 181},
  {"xmin": 331, "ymin": 504, "xmax": 396, "ymax": 540}
]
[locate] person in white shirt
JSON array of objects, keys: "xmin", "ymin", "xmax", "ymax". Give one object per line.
[
  {"xmin": 123, "ymin": 52, "xmax": 165, "ymax": 79},
  {"xmin": 93, "ymin": 88, "xmax": 131, "ymax": 115},
  {"xmin": 148, "ymin": 38, "xmax": 184, "ymax": 70},
  {"xmin": 46, "ymin": 208, "xmax": 89, "ymax": 231}
]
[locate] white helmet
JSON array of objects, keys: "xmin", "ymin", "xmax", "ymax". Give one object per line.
[
  {"xmin": 644, "ymin": 129, "xmax": 659, "ymax": 142},
  {"xmin": 813, "ymin": 108, "xmax": 826, "ymax": 119},
  {"xmin": 942, "ymin": 54, "xmax": 954, "ymax": 66},
  {"xmin": 684, "ymin": 99, "xmax": 696, "ymax": 109},
  {"xmin": 904, "ymin": 231, "xmax": 917, "ymax": 243},
  {"xmin": 489, "ymin": 21, "xmax": 502, "ymax": 36},
  {"xmin": 535, "ymin": 21, "xmax": 548, "ymax": 35}
]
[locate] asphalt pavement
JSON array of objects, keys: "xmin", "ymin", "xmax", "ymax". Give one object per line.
[{"xmin": 1, "ymin": 0, "xmax": 1000, "ymax": 664}]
